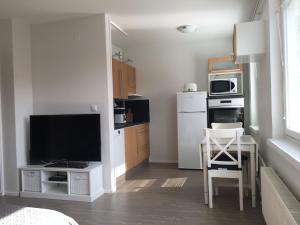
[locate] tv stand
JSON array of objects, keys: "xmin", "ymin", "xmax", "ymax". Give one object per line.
[
  {"xmin": 45, "ymin": 161, "xmax": 88, "ymax": 169},
  {"xmin": 20, "ymin": 162, "xmax": 103, "ymax": 202}
]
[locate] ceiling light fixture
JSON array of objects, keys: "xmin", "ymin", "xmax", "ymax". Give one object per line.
[{"xmin": 177, "ymin": 24, "xmax": 198, "ymax": 33}]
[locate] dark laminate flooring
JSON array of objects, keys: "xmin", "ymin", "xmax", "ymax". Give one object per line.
[{"xmin": 0, "ymin": 163, "xmax": 266, "ymax": 225}]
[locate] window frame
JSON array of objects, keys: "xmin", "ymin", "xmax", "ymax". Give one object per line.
[
  {"xmin": 249, "ymin": 62, "xmax": 259, "ymax": 128},
  {"xmin": 282, "ymin": 0, "xmax": 300, "ymax": 141}
]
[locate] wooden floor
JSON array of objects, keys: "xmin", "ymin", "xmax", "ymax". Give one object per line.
[{"xmin": 0, "ymin": 163, "xmax": 266, "ymax": 225}]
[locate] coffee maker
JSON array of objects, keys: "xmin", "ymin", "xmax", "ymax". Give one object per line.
[{"xmin": 114, "ymin": 107, "xmax": 126, "ymax": 124}]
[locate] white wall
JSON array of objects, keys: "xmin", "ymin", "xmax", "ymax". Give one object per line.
[
  {"xmin": 267, "ymin": 0, "xmax": 284, "ymax": 139},
  {"xmin": 0, "ymin": 19, "xmax": 33, "ymax": 195},
  {"xmin": 250, "ymin": 0, "xmax": 275, "ymax": 151},
  {"xmin": 126, "ymin": 39, "xmax": 233, "ymax": 162},
  {"xmin": 252, "ymin": 0, "xmax": 284, "ymax": 154},
  {"xmin": 249, "ymin": 63, "xmax": 259, "ymax": 127},
  {"xmin": 31, "ymin": 14, "xmax": 115, "ymax": 192},
  {"xmin": 0, "ymin": 63, "xmax": 3, "ymax": 195},
  {"xmin": 256, "ymin": 0, "xmax": 284, "ymax": 149},
  {"xmin": 0, "ymin": 19, "xmax": 18, "ymax": 194},
  {"xmin": 250, "ymin": 0, "xmax": 300, "ymax": 200},
  {"xmin": 12, "ymin": 19, "xmax": 33, "ymax": 169}
]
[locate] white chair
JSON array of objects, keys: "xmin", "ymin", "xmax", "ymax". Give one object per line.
[
  {"xmin": 206, "ymin": 128, "xmax": 244, "ymax": 211},
  {"xmin": 211, "ymin": 122, "xmax": 248, "ymax": 197}
]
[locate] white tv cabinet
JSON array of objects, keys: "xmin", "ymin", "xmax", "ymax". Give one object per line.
[{"xmin": 20, "ymin": 162, "xmax": 104, "ymax": 202}]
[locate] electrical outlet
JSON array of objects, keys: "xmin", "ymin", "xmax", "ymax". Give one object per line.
[{"xmin": 90, "ymin": 105, "xmax": 98, "ymax": 112}]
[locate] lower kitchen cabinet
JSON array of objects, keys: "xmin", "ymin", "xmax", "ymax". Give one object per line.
[
  {"xmin": 124, "ymin": 126, "xmax": 138, "ymax": 171},
  {"xmin": 124, "ymin": 123, "xmax": 149, "ymax": 171},
  {"xmin": 136, "ymin": 124, "xmax": 150, "ymax": 162}
]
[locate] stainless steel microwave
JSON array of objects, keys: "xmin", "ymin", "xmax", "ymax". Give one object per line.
[{"xmin": 210, "ymin": 78, "xmax": 238, "ymax": 95}]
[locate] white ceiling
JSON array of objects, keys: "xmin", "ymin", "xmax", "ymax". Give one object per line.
[{"xmin": 0, "ymin": 0, "xmax": 258, "ymax": 48}]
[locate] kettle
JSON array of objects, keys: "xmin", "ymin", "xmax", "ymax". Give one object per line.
[{"xmin": 183, "ymin": 83, "xmax": 198, "ymax": 92}]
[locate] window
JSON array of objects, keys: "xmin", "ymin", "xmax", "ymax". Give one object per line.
[{"xmin": 283, "ymin": 0, "xmax": 300, "ymax": 139}]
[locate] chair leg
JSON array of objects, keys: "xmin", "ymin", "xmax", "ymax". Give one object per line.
[
  {"xmin": 239, "ymin": 172, "xmax": 244, "ymax": 211},
  {"xmin": 244, "ymin": 160, "xmax": 249, "ymax": 197},
  {"xmin": 213, "ymin": 179, "xmax": 219, "ymax": 196},
  {"xmin": 215, "ymin": 185, "xmax": 219, "ymax": 196},
  {"xmin": 208, "ymin": 173, "xmax": 213, "ymax": 208},
  {"xmin": 248, "ymin": 159, "xmax": 251, "ymax": 189}
]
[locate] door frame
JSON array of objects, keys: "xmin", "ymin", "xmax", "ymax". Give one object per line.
[{"xmin": 0, "ymin": 64, "xmax": 4, "ymax": 195}]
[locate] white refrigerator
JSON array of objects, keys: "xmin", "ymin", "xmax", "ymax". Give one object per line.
[{"xmin": 177, "ymin": 92, "xmax": 207, "ymax": 169}]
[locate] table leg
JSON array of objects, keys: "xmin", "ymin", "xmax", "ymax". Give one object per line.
[
  {"xmin": 250, "ymin": 146, "xmax": 256, "ymax": 208},
  {"xmin": 256, "ymin": 144, "xmax": 259, "ymax": 173},
  {"xmin": 202, "ymin": 145, "xmax": 208, "ymax": 204}
]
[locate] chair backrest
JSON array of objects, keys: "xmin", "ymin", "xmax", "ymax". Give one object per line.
[
  {"xmin": 206, "ymin": 128, "xmax": 243, "ymax": 168},
  {"xmin": 211, "ymin": 122, "xmax": 243, "ymax": 129}
]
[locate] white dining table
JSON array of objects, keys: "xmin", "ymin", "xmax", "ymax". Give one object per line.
[{"xmin": 200, "ymin": 135, "xmax": 258, "ymax": 208}]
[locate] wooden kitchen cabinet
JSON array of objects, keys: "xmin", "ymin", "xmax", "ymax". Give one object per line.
[
  {"xmin": 112, "ymin": 59, "xmax": 137, "ymax": 99},
  {"xmin": 124, "ymin": 126, "xmax": 138, "ymax": 171},
  {"xmin": 127, "ymin": 65, "xmax": 136, "ymax": 95},
  {"xmin": 112, "ymin": 58, "xmax": 128, "ymax": 99},
  {"xmin": 136, "ymin": 124, "xmax": 150, "ymax": 162},
  {"xmin": 124, "ymin": 124, "xmax": 149, "ymax": 171},
  {"xmin": 112, "ymin": 58, "xmax": 122, "ymax": 99},
  {"xmin": 121, "ymin": 63, "xmax": 128, "ymax": 98}
]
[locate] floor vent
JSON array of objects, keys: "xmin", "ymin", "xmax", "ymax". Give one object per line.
[{"xmin": 261, "ymin": 167, "xmax": 300, "ymax": 225}]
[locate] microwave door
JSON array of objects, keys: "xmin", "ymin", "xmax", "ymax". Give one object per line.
[
  {"xmin": 211, "ymin": 80, "xmax": 230, "ymax": 95},
  {"xmin": 230, "ymin": 81, "xmax": 234, "ymax": 91},
  {"xmin": 230, "ymin": 80, "xmax": 237, "ymax": 93}
]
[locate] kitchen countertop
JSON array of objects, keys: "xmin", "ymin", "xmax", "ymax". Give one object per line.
[{"xmin": 114, "ymin": 121, "xmax": 149, "ymax": 130}]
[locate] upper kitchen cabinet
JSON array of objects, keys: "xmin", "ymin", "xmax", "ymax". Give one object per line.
[
  {"xmin": 121, "ymin": 62, "xmax": 129, "ymax": 98},
  {"xmin": 112, "ymin": 58, "xmax": 137, "ymax": 99},
  {"xmin": 112, "ymin": 58, "xmax": 128, "ymax": 99},
  {"xmin": 127, "ymin": 64, "xmax": 136, "ymax": 95},
  {"xmin": 112, "ymin": 58, "xmax": 121, "ymax": 99},
  {"xmin": 233, "ymin": 21, "xmax": 265, "ymax": 64},
  {"xmin": 111, "ymin": 24, "xmax": 132, "ymax": 99}
]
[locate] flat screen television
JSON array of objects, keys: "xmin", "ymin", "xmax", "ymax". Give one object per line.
[{"xmin": 30, "ymin": 114, "xmax": 101, "ymax": 164}]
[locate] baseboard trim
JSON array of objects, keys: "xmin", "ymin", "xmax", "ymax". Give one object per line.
[
  {"xmin": 259, "ymin": 154, "xmax": 266, "ymax": 167},
  {"xmin": 104, "ymin": 188, "xmax": 114, "ymax": 193},
  {"xmin": 149, "ymin": 159, "xmax": 178, "ymax": 163},
  {"xmin": 5, "ymin": 191, "xmax": 19, "ymax": 197}
]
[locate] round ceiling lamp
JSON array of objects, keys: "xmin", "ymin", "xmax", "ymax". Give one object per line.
[{"xmin": 177, "ymin": 24, "xmax": 198, "ymax": 33}]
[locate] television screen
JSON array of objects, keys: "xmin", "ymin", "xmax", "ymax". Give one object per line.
[{"xmin": 30, "ymin": 114, "xmax": 101, "ymax": 163}]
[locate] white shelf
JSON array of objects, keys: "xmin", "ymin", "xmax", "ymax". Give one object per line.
[
  {"xmin": 45, "ymin": 186, "xmax": 68, "ymax": 195},
  {"xmin": 20, "ymin": 162, "xmax": 102, "ymax": 172},
  {"xmin": 20, "ymin": 163, "xmax": 104, "ymax": 202}
]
